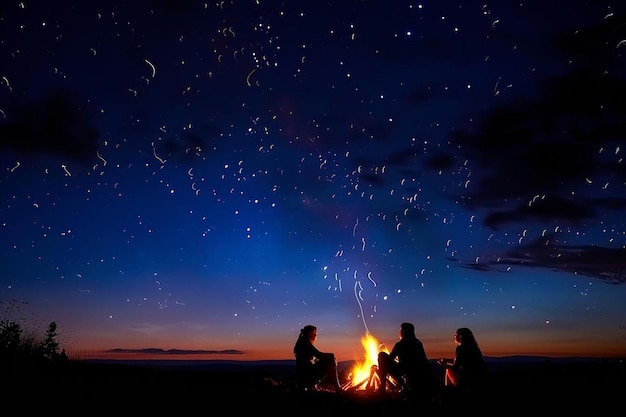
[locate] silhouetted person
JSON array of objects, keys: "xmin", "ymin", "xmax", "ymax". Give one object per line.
[
  {"xmin": 377, "ymin": 322, "xmax": 437, "ymax": 402},
  {"xmin": 438, "ymin": 327, "xmax": 488, "ymax": 390},
  {"xmin": 293, "ymin": 325, "xmax": 342, "ymax": 393}
]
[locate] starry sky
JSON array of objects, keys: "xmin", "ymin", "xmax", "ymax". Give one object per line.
[{"xmin": 1, "ymin": 1, "xmax": 625, "ymax": 362}]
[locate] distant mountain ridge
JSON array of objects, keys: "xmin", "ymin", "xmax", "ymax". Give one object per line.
[
  {"xmin": 107, "ymin": 348, "xmax": 244, "ymax": 355},
  {"xmin": 87, "ymin": 355, "xmax": 623, "ymax": 376}
]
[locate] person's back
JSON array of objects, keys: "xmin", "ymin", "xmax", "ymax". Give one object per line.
[
  {"xmin": 294, "ymin": 333, "xmax": 316, "ymax": 385},
  {"xmin": 378, "ymin": 322, "xmax": 438, "ymax": 402},
  {"xmin": 293, "ymin": 325, "xmax": 342, "ymax": 393},
  {"xmin": 441, "ymin": 327, "xmax": 488, "ymax": 391},
  {"xmin": 294, "ymin": 329, "xmax": 317, "ymax": 366},
  {"xmin": 393, "ymin": 334, "xmax": 431, "ymax": 384},
  {"xmin": 454, "ymin": 341, "xmax": 488, "ymax": 389}
]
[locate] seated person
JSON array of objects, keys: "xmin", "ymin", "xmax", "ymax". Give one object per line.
[
  {"xmin": 293, "ymin": 325, "xmax": 342, "ymax": 393},
  {"xmin": 378, "ymin": 322, "xmax": 438, "ymax": 402},
  {"xmin": 438, "ymin": 327, "xmax": 489, "ymax": 390}
]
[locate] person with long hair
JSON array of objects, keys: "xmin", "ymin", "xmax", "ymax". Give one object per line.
[
  {"xmin": 438, "ymin": 327, "xmax": 488, "ymax": 389},
  {"xmin": 293, "ymin": 325, "xmax": 342, "ymax": 393}
]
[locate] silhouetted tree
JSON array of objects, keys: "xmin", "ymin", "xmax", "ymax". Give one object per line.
[
  {"xmin": 0, "ymin": 319, "xmax": 22, "ymax": 358},
  {"xmin": 41, "ymin": 321, "xmax": 60, "ymax": 360}
]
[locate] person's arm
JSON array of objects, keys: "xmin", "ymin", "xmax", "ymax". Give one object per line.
[
  {"xmin": 388, "ymin": 340, "xmax": 401, "ymax": 361},
  {"xmin": 437, "ymin": 357, "xmax": 453, "ymax": 368},
  {"xmin": 296, "ymin": 340, "xmax": 319, "ymax": 362},
  {"xmin": 306, "ymin": 341, "xmax": 334, "ymax": 361},
  {"xmin": 450, "ymin": 346, "xmax": 463, "ymax": 371}
]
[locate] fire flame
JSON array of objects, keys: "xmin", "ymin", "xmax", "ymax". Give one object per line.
[{"xmin": 345, "ymin": 333, "xmax": 389, "ymax": 391}]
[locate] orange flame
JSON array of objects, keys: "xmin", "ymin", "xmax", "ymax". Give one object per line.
[{"xmin": 346, "ymin": 333, "xmax": 389, "ymax": 391}]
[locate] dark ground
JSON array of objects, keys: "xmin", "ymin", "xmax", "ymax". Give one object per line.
[{"xmin": 4, "ymin": 357, "xmax": 624, "ymax": 414}]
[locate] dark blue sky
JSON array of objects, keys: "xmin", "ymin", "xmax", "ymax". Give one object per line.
[{"xmin": 1, "ymin": 0, "xmax": 625, "ymax": 360}]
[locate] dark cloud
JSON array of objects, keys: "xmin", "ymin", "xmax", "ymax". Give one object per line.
[
  {"xmin": 483, "ymin": 196, "xmax": 595, "ymax": 230},
  {"xmin": 483, "ymin": 196, "xmax": 626, "ymax": 230},
  {"xmin": 453, "ymin": 234, "xmax": 626, "ymax": 284},
  {"xmin": 418, "ymin": 9, "xmax": 626, "ymax": 229},
  {"xmin": 0, "ymin": 91, "xmax": 100, "ymax": 165},
  {"xmin": 425, "ymin": 12, "xmax": 626, "ymax": 284},
  {"xmin": 553, "ymin": 12, "xmax": 626, "ymax": 70},
  {"xmin": 452, "ymin": 67, "xmax": 626, "ymax": 211}
]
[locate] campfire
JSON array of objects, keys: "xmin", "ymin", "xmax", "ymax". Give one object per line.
[{"xmin": 342, "ymin": 333, "xmax": 402, "ymax": 392}]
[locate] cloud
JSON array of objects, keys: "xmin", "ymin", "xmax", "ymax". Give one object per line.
[
  {"xmin": 0, "ymin": 90, "xmax": 100, "ymax": 165},
  {"xmin": 449, "ymin": 67, "xmax": 626, "ymax": 220},
  {"xmin": 453, "ymin": 234, "xmax": 626, "ymax": 284},
  {"xmin": 432, "ymin": 13, "xmax": 626, "ymax": 284}
]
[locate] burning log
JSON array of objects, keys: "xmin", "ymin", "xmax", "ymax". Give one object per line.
[
  {"xmin": 343, "ymin": 365, "xmax": 376, "ymax": 391},
  {"xmin": 343, "ymin": 332, "xmax": 403, "ymax": 393},
  {"xmin": 365, "ymin": 365, "xmax": 378, "ymax": 391},
  {"xmin": 343, "ymin": 364, "xmax": 402, "ymax": 393}
]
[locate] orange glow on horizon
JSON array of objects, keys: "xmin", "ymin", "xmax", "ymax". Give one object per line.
[{"xmin": 69, "ymin": 334, "xmax": 626, "ymax": 363}]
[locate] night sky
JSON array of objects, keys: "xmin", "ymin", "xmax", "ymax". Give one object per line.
[{"xmin": 1, "ymin": 1, "xmax": 625, "ymax": 361}]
